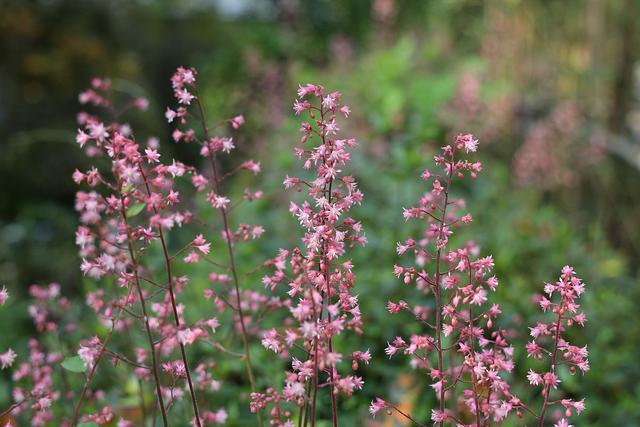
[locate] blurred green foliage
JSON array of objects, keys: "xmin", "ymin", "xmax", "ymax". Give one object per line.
[{"xmin": 1, "ymin": 0, "xmax": 640, "ymax": 426}]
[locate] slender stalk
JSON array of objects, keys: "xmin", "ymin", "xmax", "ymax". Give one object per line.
[
  {"xmin": 309, "ymin": 105, "xmax": 339, "ymax": 427},
  {"xmin": 119, "ymin": 194, "xmax": 169, "ymax": 427},
  {"xmin": 0, "ymin": 401, "xmax": 26, "ymax": 419},
  {"xmin": 432, "ymin": 153, "xmax": 454, "ymax": 426},
  {"xmin": 465, "ymin": 261, "xmax": 483, "ymax": 427},
  {"xmin": 389, "ymin": 404, "xmax": 429, "ymax": 427},
  {"xmin": 537, "ymin": 301, "xmax": 565, "ymax": 426},
  {"xmin": 297, "ymin": 392, "xmax": 305, "ymax": 427},
  {"xmin": 138, "ymin": 377, "xmax": 147, "ymax": 425},
  {"xmin": 138, "ymin": 167, "xmax": 203, "ymax": 427},
  {"xmin": 309, "ymin": 287, "xmax": 321, "ymax": 427},
  {"xmin": 302, "ymin": 376, "xmax": 312, "ymax": 427},
  {"xmin": 70, "ymin": 329, "xmax": 113, "ymax": 425},
  {"xmin": 193, "ymin": 94, "xmax": 263, "ymax": 427},
  {"xmin": 468, "ymin": 307, "xmax": 482, "ymax": 427},
  {"xmin": 298, "ymin": 377, "xmax": 312, "ymax": 427},
  {"xmin": 321, "ymin": 110, "xmax": 339, "ymax": 427}
]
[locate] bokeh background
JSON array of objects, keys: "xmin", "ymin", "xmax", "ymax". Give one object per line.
[{"xmin": 1, "ymin": 1, "xmax": 640, "ymax": 426}]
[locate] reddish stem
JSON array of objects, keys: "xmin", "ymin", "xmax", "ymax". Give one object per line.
[
  {"xmin": 192, "ymin": 92, "xmax": 263, "ymax": 427},
  {"xmin": 138, "ymin": 167, "xmax": 203, "ymax": 427},
  {"xmin": 537, "ymin": 299, "xmax": 565, "ymax": 426},
  {"xmin": 432, "ymin": 152, "xmax": 454, "ymax": 426},
  {"xmin": 320, "ymin": 106, "xmax": 339, "ymax": 427},
  {"xmin": 466, "ymin": 260, "xmax": 483, "ymax": 427},
  {"xmin": 119, "ymin": 192, "xmax": 169, "ymax": 427}
]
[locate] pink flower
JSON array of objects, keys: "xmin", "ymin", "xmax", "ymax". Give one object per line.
[
  {"xmin": 192, "ymin": 234, "xmax": 211, "ymax": 254},
  {"xmin": 0, "ymin": 286, "xmax": 8, "ymax": 305},
  {"xmin": 456, "ymin": 133, "xmax": 479, "ymax": 153},
  {"xmin": 261, "ymin": 329, "xmax": 281, "ymax": 353},
  {"xmin": 177, "ymin": 328, "xmax": 197, "ymax": 345},
  {"xmin": 543, "ymin": 372, "xmax": 561, "ymax": 389},
  {"xmin": 145, "ymin": 148, "xmax": 160, "ymax": 163},
  {"xmin": 561, "ymin": 398, "xmax": 586, "ymax": 416},
  {"xmin": 527, "ymin": 369, "xmax": 543, "ymax": 386},
  {"xmin": 207, "ymin": 192, "xmax": 231, "ymax": 210},
  {"xmin": 0, "ymin": 348, "xmax": 16, "ymax": 369},
  {"xmin": 35, "ymin": 396, "xmax": 52, "ymax": 411},
  {"xmin": 369, "ymin": 398, "xmax": 387, "ymax": 416},
  {"xmin": 470, "ymin": 288, "xmax": 487, "ymax": 305},
  {"xmin": 165, "ymin": 107, "xmax": 177, "ymax": 123},
  {"xmin": 183, "ymin": 251, "xmax": 200, "ymax": 263},
  {"xmin": 78, "ymin": 340, "xmax": 100, "ymax": 370},
  {"xmin": 251, "ymin": 225, "xmax": 265, "ymax": 239},
  {"xmin": 384, "ymin": 343, "xmax": 398, "ymax": 358},
  {"xmin": 206, "ymin": 318, "xmax": 220, "ymax": 333},
  {"xmin": 176, "ymin": 88, "xmax": 194, "ymax": 105},
  {"xmin": 431, "ymin": 409, "xmax": 448, "ymax": 422},
  {"xmin": 230, "ymin": 115, "xmax": 245, "ymax": 129},
  {"xmin": 72, "ymin": 169, "xmax": 86, "ymax": 184},
  {"xmin": 76, "ymin": 129, "xmax": 90, "ymax": 147},
  {"xmin": 88, "ymin": 121, "xmax": 108, "ymax": 142},
  {"xmin": 167, "ymin": 159, "xmax": 186, "ymax": 177},
  {"xmin": 293, "ymin": 100, "xmax": 310, "ymax": 115},
  {"xmin": 240, "ymin": 160, "xmax": 261, "ymax": 175},
  {"xmin": 133, "ymin": 97, "xmax": 149, "ymax": 111}
]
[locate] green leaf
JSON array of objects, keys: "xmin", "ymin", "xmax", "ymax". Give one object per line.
[
  {"xmin": 61, "ymin": 356, "xmax": 86, "ymax": 373},
  {"xmin": 126, "ymin": 202, "xmax": 145, "ymax": 217},
  {"xmin": 78, "ymin": 423, "xmax": 99, "ymax": 427}
]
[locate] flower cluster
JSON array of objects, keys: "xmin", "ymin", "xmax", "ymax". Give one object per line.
[
  {"xmin": 254, "ymin": 84, "xmax": 367, "ymax": 426},
  {"xmin": 1, "ymin": 283, "xmax": 74, "ymax": 426},
  {"xmin": 374, "ymin": 136, "xmax": 520, "ymax": 425},
  {"xmin": 527, "ymin": 266, "xmax": 588, "ymax": 427},
  {"xmin": 513, "ymin": 102, "xmax": 604, "ymax": 190},
  {"xmin": 373, "ymin": 136, "xmax": 589, "ymax": 426},
  {"xmin": 71, "ymin": 73, "xmax": 231, "ymax": 427},
  {"xmin": 9, "ymin": 339, "xmax": 59, "ymax": 426}
]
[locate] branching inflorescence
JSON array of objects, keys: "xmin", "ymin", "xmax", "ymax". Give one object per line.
[
  {"xmin": 371, "ymin": 135, "xmax": 588, "ymax": 427},
  {"xmin": 71, "ymin": 74, "xmax": 234, "ymax": 426},
  {"xmin": 253, "ymin": 84, "xmax": 368, "ymax": 427},
  {"xmin": 166, "ymin": 66, "xmax": 267, "ymax": 427}
]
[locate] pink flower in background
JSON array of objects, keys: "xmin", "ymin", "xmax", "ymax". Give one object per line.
[
  {"xmin": 0, "ymin": 348, "xmax": 16, "ymax": 369},
  {"xmin": 0, "ymin": 286, "xmax": 8, "ymax": 305},
  {"xmin": 230, "ymin": 115, "xmax": 245, "ymax": 129}
]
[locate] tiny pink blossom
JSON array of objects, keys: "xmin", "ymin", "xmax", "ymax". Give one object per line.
[
  {"xmin": 230, "ymin": 115, "xmax": 245, "ymax": 129},
  {"xmin": 207, "ymin": 192, "xmax": 231, "ymax": 210},
  {"xmin": 176, "ymin": 88, "xmax": 194, "ymax": 105},
  {"xmin": 177, "ymin": 328, "xmax": 197, "ymax": 345},
  {"xmin": 431, "ymin": 409, "xmax": 448, "ymax": 422},
  {"xmin": 369, "ymin": 398, "xmax": 387, "ymax": 416},
  {"xmin": 0, "ymin": 348, "xmax": 16, "ymax": 369},
  {"xmin": 165, "ymin": 107, "xmax": 177, "ymax": 123}
]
